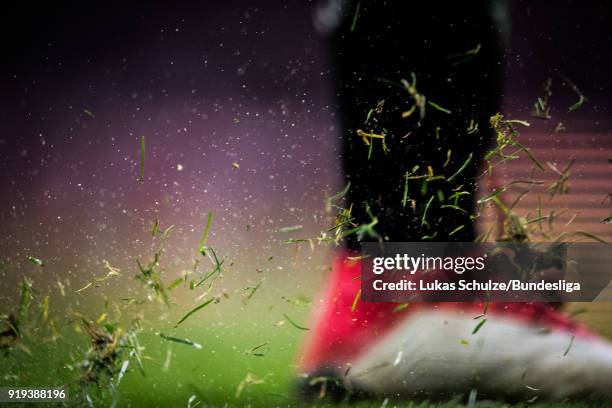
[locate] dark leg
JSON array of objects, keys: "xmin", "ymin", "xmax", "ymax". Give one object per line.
[{"xmin": 332, "ymin": 1, "xmax": 504, "ymax": 248}]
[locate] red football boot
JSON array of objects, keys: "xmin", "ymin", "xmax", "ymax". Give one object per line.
[{"xmin": 298, "ymin": 252, "xmax": 612, "ymax": 402}]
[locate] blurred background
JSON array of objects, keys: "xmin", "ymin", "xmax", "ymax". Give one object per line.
[{"xmin": 0, "ymin": 1, "xmax": 610, "ymax": 406}]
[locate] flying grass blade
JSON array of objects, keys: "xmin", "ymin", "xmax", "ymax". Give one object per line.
[
  {"xmin": 137, "ymin": 135, "xmax": 145, "ymax": 182},
  {"xmin": 350, "ymin": 0, "xmax": 361, "ymax": 31},
  {"xmin": 513, "ymin": 141, "xmax": 545, "ymax": 171},
  {"xmin": 427, "ymin": 100, "xmax": 451, "ymax": 114},
  {"xmin": 159, "ymin": 333, "xmax": 202, "ymax": 349},
  {"xmin": 447, "ymin": 153, "xmax": 473, "ymax": 182},
  {"xmin": 477, "ymin": 187, "xmax": 507, "ymax": 204},
  {"xmin": 571, "ymin": 231, "xmax": 608, "ymax": 244},
  {"xmin": 175, "ymin": 298, "xmax": 215, "ymax": 327},
  {"xmin": 18, "ymin": 277, "xmax": 34, "ymax": 324},
  {"xmin": 443, "ymin": 149, "xmax": 452, "ymax": 168},
  {"xmin": 282, "ymin": 313, "xmax": 309, "ymax": 331},
  {"xmin": 472, "ymin": 318, "xmax": 487, "ymax": 335},
  {"xmin": 504, "ymin": 119, "xmax": 531, "ymax": 127},
  {"xmin": 116, "ymin": 360, "xmax": 129, "ymax": 386},
  {"xmin": 559, "ymin": 73, "xmax": 587, "ymax": 112},
  {"xmin": 421, "ymin": 195, "xmax": 434, "ymax": 228},
  {"xmin": 402, "ymin": 172, "xmax": 409, "ymax": 207},
  {"xmin": 245, "ymin": 342, "xmax": 269, "ymax": 357},
  {"xmin": 197, "ymin": 212, "xmax": 213, "ymax": 256},
  {"xmin": 27, "ymin": 256, "xmax": 43, "ymax": 266},
  {"xmin": 351, "ymin": 289, "xmax": 361, "ymax": 312},
  {"xmin": 393, "ymin": 303, "xmax": 409, "ymax": 313},
  {"xmin": 449, "ymin": 225, "xmax": 465, "ymax": 236},
  {"xmin": 563, "ymin": 335, "xmax": 575, "ymax": 356},
  {"xmin": 537, "ymin": 196, "xmax": 543, "ymax": 231},
  {"xmin": 244, "ymin": 281, "xmax": 262, "ymax": 300},
  {"xmin": 278, "ymin": 225, "xmax": 303, "ymax": 233}
]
